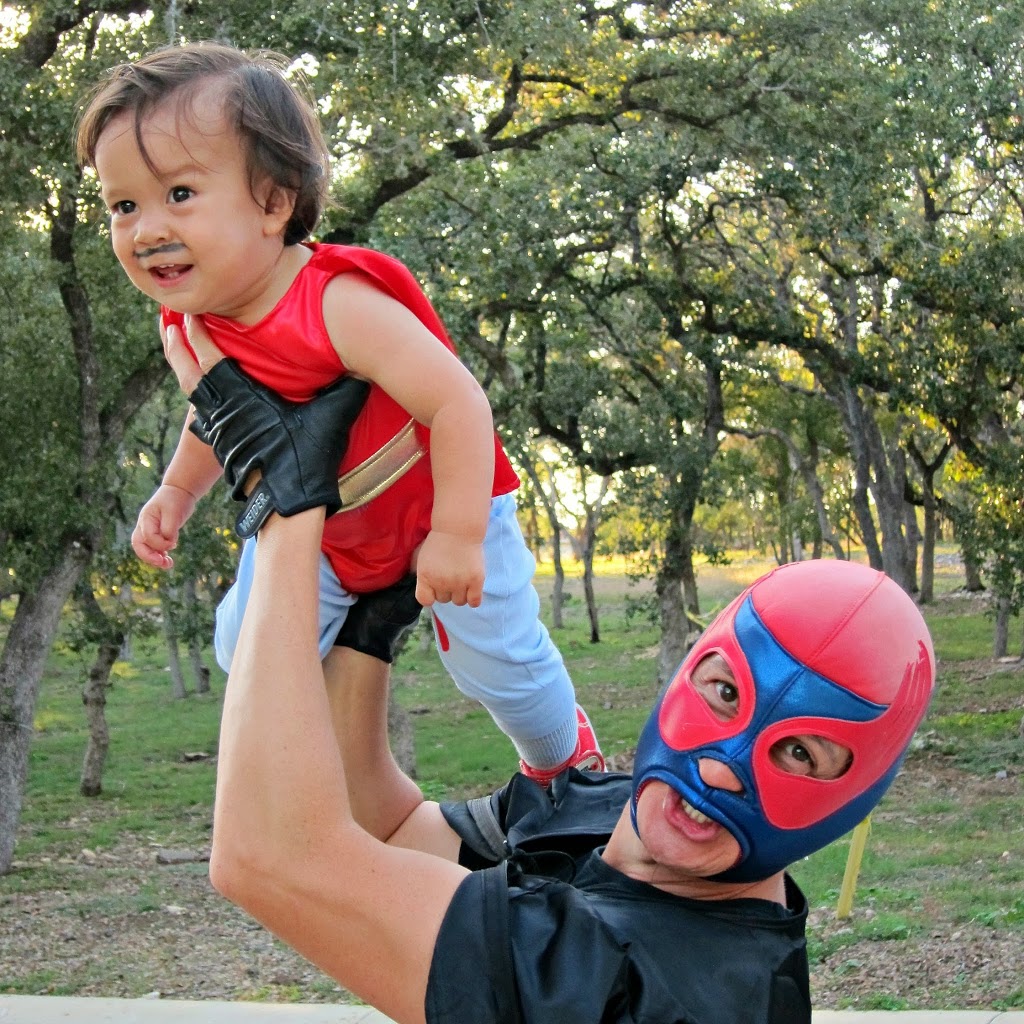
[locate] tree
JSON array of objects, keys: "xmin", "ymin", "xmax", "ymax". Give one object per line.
[
  {"xmin": 517, "ymin": 449, "xmax": 572, "ymax": 629},
  {"xmin": 72, "ymin": 583, "xmax": 126, "ymax": 797},
  {"xmin": 752, "ymin": 0, "xmax": 1024, "ymax": 593},
  {"xmin": 0, "ymin": 181, "xmax": 165, "ymax": 871},
  {"xmin": 3, "ymin": 0, "xmax": 780, "ymax": 871},
  {"xmin": 4, "ymin": 0, "xmax": 1024, "ymax": 873}
]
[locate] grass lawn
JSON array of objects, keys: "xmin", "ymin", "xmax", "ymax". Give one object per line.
[{"xmin": 1, "ymin": 548, "xmax": 1022, "ymax": 1008}]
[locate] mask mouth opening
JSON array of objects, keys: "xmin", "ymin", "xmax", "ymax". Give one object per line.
[
  {"xmin": 633, "ymin": 767, "xmax": 751, "ymax": 859},
  {"xmin": 633, "ymin": 778, "xmax": 652, "ymax": 807}
]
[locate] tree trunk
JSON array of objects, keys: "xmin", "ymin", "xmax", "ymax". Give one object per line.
[
  {"xmin": 816, "ymin": 276, "xmax": 907, "ymax": 582},
  {"xmin": 656, "ymin": 357, "xmax": 725, "ymax": 680},
  {"xmin": 521, "ymin": 460, "xmax": 569, "ymax": 627},
  {"xmin": 918, "ymin": 500, "xmax": 936, "ymax": 604},
  {"xmin": 183, "ymin": 578, "xmax": 210, "ymax": 695},
  {"xmin": 838, "ymin": 385, "xmax": 886, "ymax": 572},
  {"xmin": 904, "ymin": 499, "xmax": 921, "ymax": 595},
  {"xmin": 582, "ymin": 563, "xmax": 600, "ymax": 644},
  {"xmin": 550, "ymin": 526, "xmax": 566, "ymax": 630},
  {"xmin": 579, "ymin": 475, "xmax": 610, "ymax": 645},
  {"xmin": 159, "ymin": 591, "xmax": 189, "ymax": 700},
  {"xmin": 801, "ymin": 445, "xmax": 845, "ymax": 560},
  {"xmin": 833, "ymin": 380, "xmax": 914, "ymax": 591},
  {"xmin": 526, "ymin": 500, "xmax": 542, "ymax": 560},
  {"xmin": 656, "ymin": 520, "xmax": 693, "ymax": 685},
  {"xmin": 907, "ymin": 437, "xmax": 950, "ymax": 606},
  {"xmin": 0, "ymin": 544, "xmax": 89, "ymax": 873},
  {"xmin": 994, "ymin": 596, "xmax": 1011, "ymax": 659},
  {"xmin": 116, "ymin": 585, "xmax": 135, "ymax": 662},
  {"xmin": 963, "ymin": 547, "xmax": 984, "ymax": 592},
  {"xmin": 78, "ymin": 589, "xmax": 124, "ymax": 798},
  {"xmin": 680, "ymin": 532, "xmax": 699, "ymax": 617},
  {"xmin": 867, "ymin": 423, "xmax": 914, "ymax": 590}
]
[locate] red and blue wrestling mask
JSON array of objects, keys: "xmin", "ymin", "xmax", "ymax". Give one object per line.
[{"xmin": 631, "ymin": 560, "xmax": 935, "ymax": 882}]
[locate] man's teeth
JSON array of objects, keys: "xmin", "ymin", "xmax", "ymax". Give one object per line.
[{"xmin": 682, "ymin": 801, "xmax": 711, "ymax": 824}]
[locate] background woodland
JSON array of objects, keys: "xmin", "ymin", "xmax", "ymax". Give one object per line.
[{"xmin": 2, "ymin": 0, "xmax": 1024, "ymax": 875}]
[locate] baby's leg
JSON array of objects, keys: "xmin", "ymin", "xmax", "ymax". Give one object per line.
[
  {"xmin": 429, "ymin": 493, "xmax": 602, "ymax": 777},
  {"xmin": 214, "ymin": 536, "xmax": 356, "ymax": 671}
]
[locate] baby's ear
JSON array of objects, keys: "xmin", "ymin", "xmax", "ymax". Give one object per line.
[{"xmin": 262, "ymin": 185, "xmax": 297, "ymax": 235}]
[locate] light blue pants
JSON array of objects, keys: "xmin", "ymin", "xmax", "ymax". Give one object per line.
[{"xmin": 214, "ymin": 493, "xmax": 578, "ymax": 746}]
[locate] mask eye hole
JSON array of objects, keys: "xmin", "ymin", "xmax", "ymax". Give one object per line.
[
  {"xmin": 769, "ymin": 736, "xmax": 853, "ymax": 779},
  {"xmin": 691, "ymin": 653, "xmax": 740, "ymax": 721}
]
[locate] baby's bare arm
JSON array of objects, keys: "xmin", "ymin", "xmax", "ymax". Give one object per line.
[
  {"xmin": 165, "ymin": 411, "xmax": 225, "ymax": 498},
  {"xmin": 132, "ymin": 418, "xmax": 222, "ymax": 569},
  {"xmin": 323, "ymin": 275, "xmax": 495, "ymax": 605}
]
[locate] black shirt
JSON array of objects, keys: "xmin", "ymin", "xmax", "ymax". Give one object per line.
[{"xmin": 426, "ymin": 770, "xmax": 810, "ymax": 1024}]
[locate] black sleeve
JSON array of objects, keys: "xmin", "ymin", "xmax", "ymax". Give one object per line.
[
  {"xmin": 440, "ymin": 770, "xmax": 631, "ymax": 868},
  {"xmin": 425, "ymin": 867, "xmax": 520, "ymax": 1024},
  {"xmin": 426, "ymin": 867, "xmax": 649, "ymax": 1024},
  {"xmin": 438, "ymin": 790, "xmax": 510, "ymax": 869}
]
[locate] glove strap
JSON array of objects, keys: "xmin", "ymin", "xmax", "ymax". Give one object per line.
[{"xmin": 236, "ymin": 479, "xmax": 276, "ymax": 539}]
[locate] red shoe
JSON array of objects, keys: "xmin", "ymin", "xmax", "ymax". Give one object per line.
[{"xmin": 520, "ymin": 705, "xmax": 606, "ymax": 785}]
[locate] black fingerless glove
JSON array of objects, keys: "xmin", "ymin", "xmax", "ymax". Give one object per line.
[
  {"xmin": 188, "ymin": 359, "xmax": 370, "ymax": 539},
  {"xmin": 333, "ymin": 574, "xmax": 422, "ymax": 663}
]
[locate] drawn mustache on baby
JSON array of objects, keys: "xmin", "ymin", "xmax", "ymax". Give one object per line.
[{"xmin": 135, "ymin": 242, "xmax": 187, "ymax": 261}]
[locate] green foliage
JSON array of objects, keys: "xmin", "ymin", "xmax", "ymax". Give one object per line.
[
  {"xmin": 3, "ymin": 0, "xmax": 1022, "ymax": 601},
  {"xmin": 4, "ymin": 0, "xmax": 1024, "ymax": 932}
]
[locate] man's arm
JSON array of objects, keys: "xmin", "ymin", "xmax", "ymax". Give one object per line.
[{"xmin": 165, "ymin": 318, "xmax": 468, "ymax": 1024}]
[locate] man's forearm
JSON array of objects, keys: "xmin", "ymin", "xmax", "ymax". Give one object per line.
[
  {"xmin": 211, "ymin": 508, "xmax": 352, "ymax": 869},
  {"xmin": 170, "ymin": 318, "xmax": 466, "ymax": 1024}
]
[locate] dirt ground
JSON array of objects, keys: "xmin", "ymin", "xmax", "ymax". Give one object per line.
[
  {"xmin": 2, "ymin": 572, "xmax": 1020, "ymax": 1009},
  {"xmin": 808, "ymin": 759, "xmax": 1024, "ymax": 1011},
  {"xmin": 0, "ymin": 757, "xmax": 1021, "ymax": 1010}
]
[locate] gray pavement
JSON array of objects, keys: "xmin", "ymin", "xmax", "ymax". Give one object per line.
[{"xmin": 0, "ymin": 997, "xmax": 1022, "ymax": 1023}]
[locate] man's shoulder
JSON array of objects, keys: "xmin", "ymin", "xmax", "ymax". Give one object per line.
[{"xmin": 440, "ymin": 769, "xmax": 631, "ymax": 867}]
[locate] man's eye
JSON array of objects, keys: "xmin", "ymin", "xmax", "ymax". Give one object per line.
[
  {"xmin": 716, "ymin": 681, "xmax": 739, "ymax": 705},
  {"xmin": 770, "ymin": 737, "xmax": 852, "ymax": 779},
  {"xmin": 787, "ymin": 742, "xmax": 811, "ymax": 764},
  {"xmin": 770, "ymin": 740, "xmax": 814, "ymax": 776},
  {"xmin": 691, "ymin": 654, "xmax": 740, "ymax": 719},
  {"xmin": 169, "ymin": 186, "xmax": 193, "ymax": 203}
]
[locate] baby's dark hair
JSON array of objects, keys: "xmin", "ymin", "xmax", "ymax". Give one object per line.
[{"xmin": 75, "ymin": 41, "xmax": 329, "ymax": 245}]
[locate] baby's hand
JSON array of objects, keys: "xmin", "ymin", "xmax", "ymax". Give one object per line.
[
  {"xmin": 131, "ymin": 484, "xmax": 198, "ymax": 570},
  {"xmin": 414, "ymin": 530, "xmax": 484, "ymax": 607}
]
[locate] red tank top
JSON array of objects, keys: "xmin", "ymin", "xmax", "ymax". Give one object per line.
[{"xmin": 163, "ymin": 243, "xmax": 519, "ymax": 592}]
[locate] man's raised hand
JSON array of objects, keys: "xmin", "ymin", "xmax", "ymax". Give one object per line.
[{"xmin": 164, "ymin": 316, "xmax": 370, "ymax": 538}]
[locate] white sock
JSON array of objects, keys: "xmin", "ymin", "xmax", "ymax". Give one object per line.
[{"xmin": 511, "ymin": 711, "xmax": 578, "ymax": 771}]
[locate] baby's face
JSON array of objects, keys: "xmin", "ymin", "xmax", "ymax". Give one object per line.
[{"xmin": 93, "ymin": 81, "xmax": 289, "ymax": 322}]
